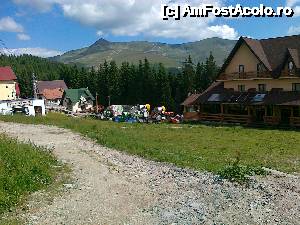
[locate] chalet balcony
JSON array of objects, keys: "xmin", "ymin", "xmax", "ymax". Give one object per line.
[
  {"xmin": 280, "ymin": 70, "xmax": 299, "ymax": 77},
  {"xmin": 218, "ymin": 71, "xmax": 272, "ymax": 80}
]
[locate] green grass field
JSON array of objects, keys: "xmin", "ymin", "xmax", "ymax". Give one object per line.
[
  {"xmin": 0, "ymin": 113, "xmax": 299, "ymax": 174},
  {"xmin": 0, "ymin": 133, "xmax": 59, "ymax": 217}
]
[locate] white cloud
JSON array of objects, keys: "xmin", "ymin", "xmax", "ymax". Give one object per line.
[
  {"xmin": 12, "ymin": 0, "xmax": 53, "ymax": 12},
  {"xmin": 17, "ymin": 33, "xmax": 31, "ymax": 41},
  {"xmin": 286, "ymin": 0, "xmax": 300, "ymax": 16},
  {"xmin": 0, "ymin": 17, "xmax": 24, "ymax": 32},
  {"xmin": 208, "ymin": 25, "xmax": 238, "ymax": 40},
  {"xmin": 11, "ymin": 0, "xmax": 238, "ymax": 41},
  {"xmin": 96, "ymin": 30, "xmax": 103, "ymax": 36},
  {"xmin": 0, "ymin": 47, "xmax": 63, "ymax": 57},
  {"xmin": 288, "ymin": 25, "xmax": 300, "ymax": 35},
  {"xmin": 287, "ymin": 0, "xmax": 300, "ymax": 7},
  {"xmin": 293, "ymin": 6, "xmax": 300, "ymax": 16}
]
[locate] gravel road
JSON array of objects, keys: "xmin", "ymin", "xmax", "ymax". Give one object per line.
[{"xmin": 0, "ymin": 122, "xmax": 299, "ymax": 225}]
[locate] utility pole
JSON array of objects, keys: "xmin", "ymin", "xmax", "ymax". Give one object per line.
[
  {"xmin": 32, "ymin": 72, "xmax": 37, "ymax": 99},
  {"xmin": 108, "ymin": 95, "xmax": 111, "ymax": 107}
]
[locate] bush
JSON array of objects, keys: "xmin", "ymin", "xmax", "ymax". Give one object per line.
[{"xmin": 218, "ymin": 153, "xmax": 268, "ymax": 183}]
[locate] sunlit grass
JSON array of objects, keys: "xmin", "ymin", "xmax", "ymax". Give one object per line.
[
  {"xmin": 0, "ymin": 134, "xmax": 58, "ymax": 215},
  {"xmin": 0, "ymin": 113, "xmax": 299, "ymax": 174}
]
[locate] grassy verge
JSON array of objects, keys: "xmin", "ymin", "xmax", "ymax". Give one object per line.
[
  {"xmin": 0, "ymin": 133, "xmax": 60, "ymax": 223},
  {"xmin": 0, "ymin": 113, "xmax": 299, "ymax": 174}
]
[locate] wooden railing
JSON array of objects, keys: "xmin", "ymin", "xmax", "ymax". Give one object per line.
[
  {"xmin": 199, "ymin": 113, "xmax": 222, "ymax": 122},
  {"xmin": 263, "ymin": 116, "xmax": 300, "ymax": 126},
  {"xmin": 223, "ymin": 114, "xmax": 250, "ymax": 124},
  {"xmin": 184, "ymin": 112, "xmax": 300, "ymax": 127},
  {"xmin": 280, "ymin": 71, "xmax": 299, "ymax": 77},
  {"xmin": 218, "ymin": 71, "xmax": 271, "ymax": 80},
  {"xmin": 199, "ymin": 113, "xmax": 250, "ymax": 124},
  {"xmin": 290, "ymin": 117, "xmax": 300, "ymax": 127},
  {"xmin": 264, "ymin": 116, "xmax": 280, "ymax": 125}
]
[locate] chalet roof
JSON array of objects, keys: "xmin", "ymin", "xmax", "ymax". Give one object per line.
[
  {"xmin": 196, "ymin": 82, "xmax": 300, "ymax": 106},
  {"xmin": 196, "ymin": 82, "xmax": 225, "ymax": 104},
  {"xmin": 181, "ymin": 82, "xmax": 223, "ymax": 106},
  {"xmin": 287, "ymin": 48, "xmax": 300, "ymax": 68},
  {"xmin": 37, "ymin": 80, "xmax": 68, "ymax": 94},
  {"xmin": 42, "ymin": 88, "xmax": 64, "ymax": 100},
  {"xmin": 263, "ymin": 91, "xmax": 300, "ymax": 106},
  {"xmin": 219, "ymin": 35, "xmax": 300, "ymax": 76},
  {"xmin": 63, "ymin": 88, "xmax": 95, "ymax": 103},
  {"xmin": 260, "ymin": 35, "xmax": 300, "ymax": 72},
  {"xmin": 0, "ymin": 66, "xmax": 17, "ymax": 81},
  {"xmin": 181, "ymin": 93, "xmax": 201, "ymax": 106},
  {"xmin": 243, "ymin": 37, "xmax": 272, "ymax": 70}
]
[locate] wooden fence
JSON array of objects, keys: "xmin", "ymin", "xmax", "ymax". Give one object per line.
[
  {"xmin": 199, "ymin": 113, "xmax": 250, "ymax": 124},
  {"xmin": 184, "ymin": 112, "xmax": 300, "ymax": 127},
  {"xmin": 263, "ymin": 116, "xmax": 280, "ymax": 125},
  {"xmin": 290, "ymin": 117, "xmax": 300, "ymax": 127}
]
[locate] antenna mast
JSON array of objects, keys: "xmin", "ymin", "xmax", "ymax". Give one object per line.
[{"xmin": 32, "ymin": 73, "xmax": 38, "ymax": 99}]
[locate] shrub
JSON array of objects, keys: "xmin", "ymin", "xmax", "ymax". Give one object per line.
[{"xmin": 218, "ymin": 153, "xmax": 268, "ymax": 183}]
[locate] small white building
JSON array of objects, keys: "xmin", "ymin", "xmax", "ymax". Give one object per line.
[{"xmin": 0, "ymin": 99, "xmax": 46, "ymax": 116}]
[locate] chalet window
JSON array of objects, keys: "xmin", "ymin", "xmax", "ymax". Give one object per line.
[
  {"xmin": 293, "ymin": 106, "xmax": 300, "ymax": 117},
  {"xmin": 292, "ymin": 83, "xmax": 300, "ymax": 91},
  {"xmin": 202, "ymin": 104, "xmax": 221, "ymax": 114},
  {"xmin": 239, "ymin": 65, "xmax": 245, "ymax": 74},
  {"xmin": 238, "ymin": 85, "xmax": 245, "ymax": 92},
  {"xmin": 288, "ymin": 61, "xmax": 294, "ymax": 71},
  {"xmin": 186, "ymin": 106, "xmax": 196, "ymax": 112},
  {"xmin": 257, "ymin": 63, "xmax": 264, "ymax": 74},
  {"xmin": 258, "ymin": 84, "xmax": 266, "ymax": 92}
]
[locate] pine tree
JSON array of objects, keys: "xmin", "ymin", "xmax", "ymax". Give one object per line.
[
  {"xmin": 0, "ymin": 52, "xmax": 219, "ymax": 113},
  {"xmin": 109, "ymin": 61, "xmax": 120, "ymax": 104},
  {"xmin": 182, "ymin": 55, "xmax": 195, "ymax": 96},
  {"xmin": 195, "ymin": 62, "xmax": 206, "ymax": 92},
  {"xmin": 204, "ymin": 52, "xmax": 219, "ymax": 87}
]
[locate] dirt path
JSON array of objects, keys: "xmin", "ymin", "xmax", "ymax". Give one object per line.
[{"xmin": 0, "ymin": 122, "xmax": 299, "ymax": 225}]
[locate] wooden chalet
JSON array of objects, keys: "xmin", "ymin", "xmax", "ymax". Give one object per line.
[
  {"xmin": 183, "ymin": 35, "xmax": 300, "ymax": 127},
  {"xmin": 37, "ymin": 80, "xmax": 68, "ymax": 105}
]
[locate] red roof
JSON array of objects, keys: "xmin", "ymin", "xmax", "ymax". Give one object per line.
[
  {"xmin": 0, "ymin": 66, "xmax": 17, "ymax": 81},
  {"xmin": 42, "ymin": 88, "xmax": 64, "ymax": 100},
  {"xmin": 37, "ymin": 80, "xmax": 68, "ymax": 94}
]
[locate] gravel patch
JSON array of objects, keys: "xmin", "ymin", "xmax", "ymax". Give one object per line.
[{"xmin": 0, "ymin": 122, "xmax": 299, "ymax": 225}]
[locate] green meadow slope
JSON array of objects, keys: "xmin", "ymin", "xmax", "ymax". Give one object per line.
[{"xmin": 52, "ymin": 37, "xmax": 236, "ymax": 68}]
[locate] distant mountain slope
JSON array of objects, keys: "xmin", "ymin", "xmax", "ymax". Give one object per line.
[{"xmin": 52, "ymin": 37, "xmax": 236, "ymax": 68}]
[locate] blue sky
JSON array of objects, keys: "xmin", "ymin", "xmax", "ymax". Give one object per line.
[{"xmin": 0, "ymin": 0, "xmax": 299, "ymax": 57}]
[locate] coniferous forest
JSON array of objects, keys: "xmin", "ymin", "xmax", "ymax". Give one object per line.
[{"xmin": 0, "ymin": 54, "xmax": 219, "ymax": 112}]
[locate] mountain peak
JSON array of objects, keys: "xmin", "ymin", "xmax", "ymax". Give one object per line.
[
  {"xmin": 85, "ymin": 38, "xmax": 111, "ymax": 54},
  {"xmin": 55, "ymin": 38, "xmax": 236, "ymax": 68},
  {"xmin": 93, "ymin": 38, "xmax": 110, "ymax": 46}
]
